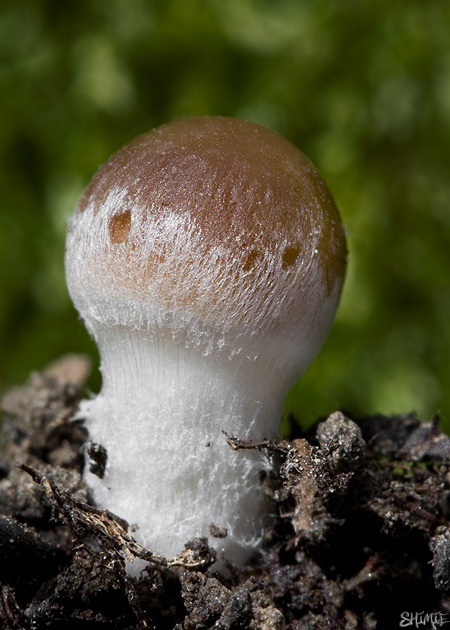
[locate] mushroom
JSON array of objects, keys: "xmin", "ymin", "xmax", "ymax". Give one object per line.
[{"xmin": 65, "ymin": 116, "xmax": 347, "ymax": 567}]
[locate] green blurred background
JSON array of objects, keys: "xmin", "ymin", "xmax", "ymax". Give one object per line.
[{"xmin": 1, "ymin": 0, "xmax": 449, "ymax": 430}]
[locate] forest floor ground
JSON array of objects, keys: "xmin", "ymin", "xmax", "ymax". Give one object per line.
[{"xmin": 1, "ymin": 356, "xmax": 450, "ymax": 629}]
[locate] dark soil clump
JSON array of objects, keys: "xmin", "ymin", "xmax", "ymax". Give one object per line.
[{"xmin": 1, "ymin": 356, "xmax": 450, "ymax": 629}]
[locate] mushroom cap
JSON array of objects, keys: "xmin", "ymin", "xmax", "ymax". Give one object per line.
[{"xmin": 66, "ymin": 117, "xmax": 346, "ymax": 341}]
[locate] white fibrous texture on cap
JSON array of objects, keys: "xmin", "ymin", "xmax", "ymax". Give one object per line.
[{"xmin": 65, "ymin": 117, "xmax": 347, "ymax": 567}]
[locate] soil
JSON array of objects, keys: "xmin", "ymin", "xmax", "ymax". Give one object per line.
[{"xmin": 1, "ymin": 355, "xmax": 450, "ymax": 629}]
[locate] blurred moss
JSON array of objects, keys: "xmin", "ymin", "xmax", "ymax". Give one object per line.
[{"xmin": 1, "ymin": 0, "xmax": 449, "ymax": 430}]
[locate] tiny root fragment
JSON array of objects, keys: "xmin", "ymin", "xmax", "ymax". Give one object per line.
[{"xmin": 18, "ymin": 463, "xmax": 215, "ymax": 571}]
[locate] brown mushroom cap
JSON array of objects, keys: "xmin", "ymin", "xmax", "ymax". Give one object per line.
[{"xmin": 67, "ymin": 117, "xmax": 346, "ymax": 336}]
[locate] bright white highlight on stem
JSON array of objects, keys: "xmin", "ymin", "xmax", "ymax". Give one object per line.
[{"xmin": 65, "ymin": 116, "xmax": 347, "ymax": 568}]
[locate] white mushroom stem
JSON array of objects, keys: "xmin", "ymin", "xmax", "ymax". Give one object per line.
[
  {"xmin": 79, "ymin": 280, "xmax": 339, "ymax": 565},
  {"xmin": 82, "ymin": 328, "xmax": 277, "ymax": 564}
]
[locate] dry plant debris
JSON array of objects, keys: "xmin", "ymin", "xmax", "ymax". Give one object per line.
[{"xmin": 1, "ymin": 356, "xmax": 450, "ymax": 629}]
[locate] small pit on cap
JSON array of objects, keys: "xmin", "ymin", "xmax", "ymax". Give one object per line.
[
  {"xmin": 109, "ymin": 210, "xmax": 131, "ymax": 244},
  {"xmin": 281, "ymin": 244, "xmax": 301, "ymax": 270}
]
